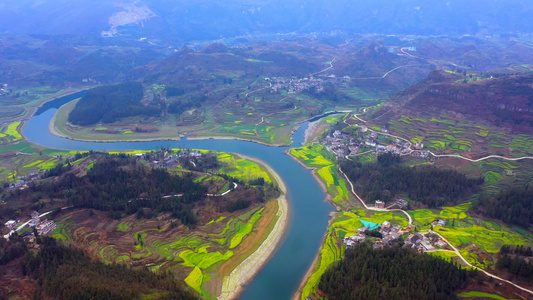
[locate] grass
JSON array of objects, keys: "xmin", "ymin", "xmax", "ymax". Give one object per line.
[
  {"xmin": 457, "ymin": 291, "xmax": 515, "ymax": 300},
  {"xmin": 410, "ymin": 203, "xmax": 533, "ymax": 268},
  {"xmin": 304, "ymin": 199, "xmax": 533, "ymax": 298},
  {"xmin": 117, "ymin": 222, "xmax": 130, "ymax": 232},
  {"xmin": 184, "ymin": 266, "xmax": 204, "ymax": 294},
  {"xmin": 179, "ymin": 248, "xmax": 234, "ymax": 269},
  {"xmin": 290, "ymin": 143, "xmax": 353, "ymax": 206},
  {"xmin": 301, "ymin": 230, "xmax": 342, "ymax": 300},
  {"xmin": 388, "ymin": 114, "xmax": 533, "ymax": 157},
  {"xmin": 217, "ymin": 152, "xmax": 272, "ymax": 184},
  {"xmin": 428, "ymin": 250, "xmax": 459, "ymax": 262},
  {"xmin": 229, "ymin": 208, "xmax": 264, "ymax": 249},
  {"xmin": 4, "ymin": 122, "xmax": 23, "ymax": 141},
  {"xmin": 290, "ymin": 144, "xmax": 334, "ymax": 168}
]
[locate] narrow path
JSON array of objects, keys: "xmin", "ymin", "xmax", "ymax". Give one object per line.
[
  {"xmin": 245, "ymin": 82, "xmax": 272, "ymax": 98},
  {"xmin": 338, "ymin": 167, "xmax": 413, "ymax": 226},
  {"xmin": 5, "ymin": 180, "xmax": 239, "ymax": 240},
  {"xmin": 341, "ymin": 154, "xmax": 533, "ymax": 295},
  {"xmin": 255, "ymin": 117, "xmax": 264, "ymax": 136},
  {"xmin": 400, "ymin": 47, "xmax": 462, "ymax": 68},
  {"xmin": 349, "ymin": 64, "xmax": 425, "ymax": 80},
  {"xmin": 311, "ymin": 57, "xmax": 336, "ymax": 77}
]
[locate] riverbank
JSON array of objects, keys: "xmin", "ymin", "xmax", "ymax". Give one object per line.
[
  {"xmin": 284, "ymin": 149, "xmax": 332, "ymax": 202},
  {"xmin": 284, "ymin": 149, "xmax": 338, "ymax": 300},
  {"xmin": 218, "ymin": 154, "xmax": 290, "ymax": 300},
  {"xmin": 291, "ymin": 211, "xmax": 337, "ymax": 300}
]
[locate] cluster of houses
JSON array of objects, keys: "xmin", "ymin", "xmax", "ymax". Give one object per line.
[
  {"xmin": 7, "ymin": 170, "xmax": 45, "ymax": 192},
  {"xmin": 266, "ymin": 76, "xmax": 325, "ymax": 94},
  {"xmin": 411, "ymin": 150, "xmax": 431, "ymax": 158},
  {"xmin": 374, "ymin": 199, "xmax": 408, "ymax": 210},
  {"xmin": 0, "ymin": 83, "xmax": 11, "ymax": 96},
  {"xmin": 322, "ymin": 127, "xmax": 413, "ymax": 160},
  {"xmin": 29, "ymin": 211, "xmax": 57, "ymax": 236},
  {"xmin": 343, "ymin": 219, "xmax": 450, "ymax": 253},
  {"xmin": 34, "ymin": 220, "xmax": 57, "ymax": 236},
  {"xmin": 323, "ymin": 130, "xmax": 360, "ymax": 160},
  {"xmin": 136, "ymin": 149, "xmax": 205, "ymax": 169},
  {"xmin": 362, "ymin": 129, "xmax": 412, "ymax": 156},
  {"xmin": 405, "ymin": 232, "xmax": 448, "ymax": 252},
  {"xmin": 3, "ymin": 211, "xmax": 57, "ymax": 239}
]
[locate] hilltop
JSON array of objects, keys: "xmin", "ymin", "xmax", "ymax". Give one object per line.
[{"xmin": 369, "ymin": 70, "xmax": 533, "ymax": 157}]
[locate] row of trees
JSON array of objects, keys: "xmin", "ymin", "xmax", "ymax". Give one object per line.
[
  {"xmin": 0, "ymin": 234, "xmax": 27, "ymax": 265},
  {"xmin": 341, "ymin": 153, "xmax": 483, "ymax": 207},
  {"xmin": 22, "ymin": 238, "xmax": 197, "ymax": 300},
  {"xmin": 472, "ymin": 185, "xmax": 533, "ymax": 228},
  {"xmin": 319, "ymin": 243, "xmax": 472, "ymax": 300},
  {"xmin": 497, "ymin": 245, "xmax": 533, "ymax": 282},
  {"xmin": 9, "ymin": 154, "xmax": 207, "ymax": 226}
]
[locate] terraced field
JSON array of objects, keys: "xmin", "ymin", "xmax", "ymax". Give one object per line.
[
  {"xmin": 387, "ymin": 115, "xmax": 533, "ymax": 157},
  {"xmin": 290, "ymin": 143, "xmax": 353, "ymax": 207},
  {"xmin": 51, "ymin": 202, "xmax": 278, "ymax": 298},
  {"xmin": 216, "ymin": 152, "xmax": 273, "ymax": 184}
]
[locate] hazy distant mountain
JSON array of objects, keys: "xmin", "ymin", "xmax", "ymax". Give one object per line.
[{"xmin": 1, "ymin": 0, "xmax": 532, "ymax": 40}]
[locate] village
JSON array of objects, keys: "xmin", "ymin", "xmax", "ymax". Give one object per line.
[
  {"xmin": 0, "ymin": 83, "xmax": 11, "ymax": 97},
  {"xmin": 266, "ymin": 76, "xmax": 326, "ymax": 94},
  {"xmin": 134, "ymin": 149, "xmax": 216, "ymax": 171},
  {"xmin": 3, "ymin": 210, "xmax": 57, "ymax": 242},
  {"xmin": 321, "ymin": 125, "xmax": 433, "ymax": 161},
  {"xmin": 343, "ymin": 218, "xmax": 450, "ymax": 253},
  {"xmin": 265, "ymin": 73, "xmax": 352, "ymax": 95},
  {"xmin": 322, "ymin": 127, "xmax": 413, "ymax": 161}
]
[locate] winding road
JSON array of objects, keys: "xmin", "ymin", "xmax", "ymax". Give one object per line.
[
  {"xmin": 430, "ymin": 231, "xmax": 533, "ymax": 296},
  {"xmin": 311, "ymin": 57, "xmax": 336, "ymax": 77},
  {"xmin": 340, "ymin": 112, "xmax": 533, "ymax": 296},
  {"xmin": 348, "ymin": 114, "xmax": 533, "ymax": 162},
  {"xmin": 338, "ymin": 167, "xmax": 413, "ymax": 226}
]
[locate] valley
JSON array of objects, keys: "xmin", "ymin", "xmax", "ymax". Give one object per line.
[{"xmin": 1, "ymin": 29, "xmax": 533, "ymax": 300}]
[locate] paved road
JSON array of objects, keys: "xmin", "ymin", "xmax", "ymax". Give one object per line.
[
  {"xmin": 349, "ymin": 114, "xmax": 533, "ymax": 162},
  {"xmin": 426, "ymin": 151, "xmax": 533, "ymax": 162},
  {"xmin": 3, "ymin": 209, "xmax": 62, "ymax": 239}
]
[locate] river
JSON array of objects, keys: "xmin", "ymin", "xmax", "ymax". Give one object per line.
[{"xmin": 24, "ymin": 95, "xmax": 333, "ymax": 300}]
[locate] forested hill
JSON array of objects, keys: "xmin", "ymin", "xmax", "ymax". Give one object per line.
[
  {"xmin": 8, "ymin": 154, "xmax": 208, "ymax": 226},
  {"xmin": 319, "ymin": 243, "xmax": 471, "ymax": 300},
  {"xmin": 22, "ymin": 238, "xmax": 198, "ymax": 300},
  {"xmin": 341, "ymin": 153, "xmax": 483, "ymax": 208},
  {"xmin": 473, "ymin": 185, "xmax": 533, "ymax": 229},
  {"xmin": 68, "ymin": 82, "xmax": 161, "ymax": 125}
]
